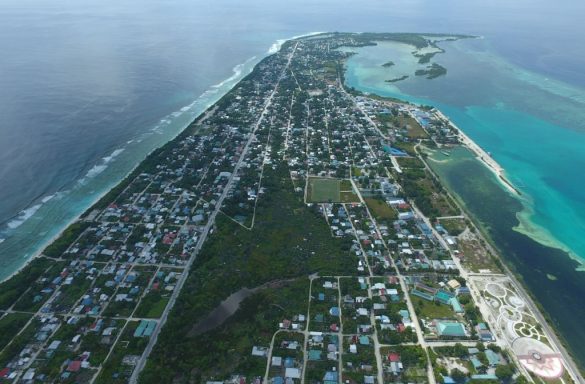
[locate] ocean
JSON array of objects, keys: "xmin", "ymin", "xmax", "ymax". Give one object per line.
[
  {"xmin": 342, "ymin": 38, "xmax": 585, "ymax": 366},
  {"xmin": 1, "ymin": 0, "xmax": 585, "ymax": 368}
]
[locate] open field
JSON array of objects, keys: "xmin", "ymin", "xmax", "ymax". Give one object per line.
[
  {"xmin": 412, "ymin": 297, "xmax": 455, "ymax": 320},
  {"xmin": 307, "ymin": 177, "xmax": 340, "ymax": 202},
  {"xmin": 438, "ymin": 217, "xmax": 467, "ymax": 236},
  {"xmin": 364, "ymin": 198, "xmax": 398, "ymax": 220},
  {"xmin": 307, "ymin": 177, "xmax": 359, "ymax": 203},
  {"xmin": 377, "ymin": 114, "xmax": 428, "ymax": 139},
  {"xmin": 458, "ymin": 231, "xmax": 503, "ymax": 273}
]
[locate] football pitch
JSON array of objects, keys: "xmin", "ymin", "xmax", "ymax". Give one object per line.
[
  {"xmin": 307, "ymin": 177, "xmax": 340, "ymax": 202},
  {"xmin": 307, "ymin": 177, "xmax": 359, "ymax": 203}
]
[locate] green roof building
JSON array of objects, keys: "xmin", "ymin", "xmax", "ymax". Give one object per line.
[
  {"xmin": 485, "ymin": 349, "xmax": 501, "ymax": 366},
  {"xmin": 449, "ymin": 297, "xmax": 464, "ymax": 313},
  {"xmin": 435, "ymin": 290, "xmax": 453, "ymax": 305},
  {"xmin": 308, "ymin": 350, "xmax": 322, "ymax": 361},
  {"xmin": 436, "ymin": 321, "xmax": 466, "ymax": 338}
]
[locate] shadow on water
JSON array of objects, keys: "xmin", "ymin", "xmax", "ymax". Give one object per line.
[
  {"xmin": 189, "ymin": 278, "xmax": 298, "ymax": 336},
  {"xmin": 429, "ymin": 148, "xmax": 585, "ymax": 370},
  {"xmin": 189, "ymin": 287, "xmax": 260, "ymax": 336}
]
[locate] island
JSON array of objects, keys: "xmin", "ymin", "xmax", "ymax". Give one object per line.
[
  {"xmin": 0, "ymin": 32, "xmax": 581, "ymax": 384},
  {"xmin": 385, "ymin": 75, "xmax": 409, "ymax": 83},
  {"xmin": 415, "ymin": 62, "xmax": 447, "ymax": 79},
  {"xmin": 381, "ymin": 61, "xmax": 395, "ymax": 67}
]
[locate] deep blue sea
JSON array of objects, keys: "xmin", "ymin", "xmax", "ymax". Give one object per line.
[{"xmin": 1, "ymin": 0, "xmax": 585, "ymax": 367}]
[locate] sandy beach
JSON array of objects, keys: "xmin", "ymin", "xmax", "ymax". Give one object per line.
[{"xmin": 433, "ymin": 109, "xmax": 521, "ymax": 196}]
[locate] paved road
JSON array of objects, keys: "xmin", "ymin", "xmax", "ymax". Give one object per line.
[
  {"xmin": 128, "ymin": 43, "xmax": 299, "ymax": 384},
  {"xmin": 348, "ymin": 178, "xmax": 435, "ymax": 384},
  {"xmin": 411, "ymin": 116, "xmax": 584, "ymax": 383}
]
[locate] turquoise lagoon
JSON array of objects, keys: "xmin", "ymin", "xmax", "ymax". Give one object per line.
[
  {"xmin": 343, "ymin": 38, "xmax": 585, "ymax": 367},
  {"xmin": 344, "ymin": 38, "xmax": 585, "ymax": 265}
]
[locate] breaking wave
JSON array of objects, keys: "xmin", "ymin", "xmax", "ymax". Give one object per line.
[
  {"xmin": 267, "ymin": 31, "xmax": 325, "ymax": 54},
  {"xmin": 6, "ymin": 204, "xmax": 42, "ymax": 229},
  {"xmin": 78, "ymin": 148, "xmax": 125, "ymax": 184}
]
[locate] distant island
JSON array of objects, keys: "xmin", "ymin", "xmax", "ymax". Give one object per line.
[
  {"xmin": 0, "ymin": 32, "xmax": 581, "ymax": 384},
  {"xmin": 415, "ymin": 62, "xmax": 447, "ymax": 79},
  {"xmin": 414, "ymin": 51, "xmax": 441, "ymax": 64},
  {"xmin": 381, "ymin": 61, "xmax": 395, "ymax": 67},
  {"xmin": 385, "ymin": 75, "xmax": 409, "ymax": 83}
]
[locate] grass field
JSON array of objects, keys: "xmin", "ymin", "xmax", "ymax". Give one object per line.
[
  {"xmin": 307, "ymin": 177, "xmax": 359, "ymax": 203},
  {"xmin": 396, "ymin": 156, "xmax": 426, "ymax": 169},
  {"xmin": 340, "ymin": 191, "xmax": 360, "ymax": 203},
  {"xmin": 412, "ymin": 296, "xmax": 455, "ymax": 320},
  {"xmin": 364, "ymin": 198, "xmax": 397, "ymax": 220},
  {"xmin": 376, "ymin": 114, "xmax": 428, "ymax": 139},
  {"xmin": 307, "ymin": 177, "xmax": 340, "ymax": 202},
  {"xmin": 438, "ymin": 217, "xmax": 467, "ymax": 236},
  {"xmin": 403, "ymin": 116, "xmax": 429, "ymax": 139}
]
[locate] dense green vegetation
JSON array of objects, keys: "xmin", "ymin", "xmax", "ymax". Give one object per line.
[
  {"xmin": 0, "ymin": 319, "xmax": 40, "ymax": 368},
  {"xmin": 139, "ymin": 164, "xmax": 354, "ymax": 382},
  {"xmin": 43, "ymin": 222, "xmax": 90, "ymax": 257},
  {"xmin": 415, "ymin": 63, "xmax": 447, "ymax": 79},
  {"xmin": 0, "ymin": 257, "xmax": 52, "ymax": 310},
  {"xmin": 142, "ymin": 279, "xmax": 310, "ymax": 383},
  {"xmin": 12, "ymin": 260, "xmax": 68, "ymax": 312},
  {"xmin": 385, "ymin": 75, "xmax": 409, "ymax": 83},
  {"xmin": 398, "ymin": 168, "xmax": 458, "ymax": 219},
  {"xmin": 0, "ymin": 313, "xmax": 32, "ymax": 350}
]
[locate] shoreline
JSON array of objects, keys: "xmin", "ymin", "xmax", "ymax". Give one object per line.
[
  {"xmin": 0, "ymin": 157, "xmax": 148, "ymax": 285},
  {"xmin": 432, "ymin": 109, "xmax": 522, "ymax": 196},
  {"xmin": 433, "ymin": 109, "xmax": 585, "ymax": 265},
  {"xmin": 344, "ymin": 43, "xmax": 584, "ymax": 377},
  {"xmin": 0, "ymin": 76, "xmax": 240, "ymax": 286},
  {"xmin": 0, "ymin": 31, "xmax": 325, "ymax": 285},
  {"xmin": 432, "ymin": 112, "xmax": 585, "ymax": 271},
  {"xmin": 1, "ymin": 32, "xmax": 583, "ymax": 381},
  {"xmin": 416, "ymin": 130, "xmax": 585, "ymax": 383}
]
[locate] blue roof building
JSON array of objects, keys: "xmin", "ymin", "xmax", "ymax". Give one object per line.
[
  {"xmin": 284, "ymin": 357, "xmax": 295, "ymax": 368},
  {"xmin": 323, "ymin": 371, "xmax": 338, "ymax": 384}
]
